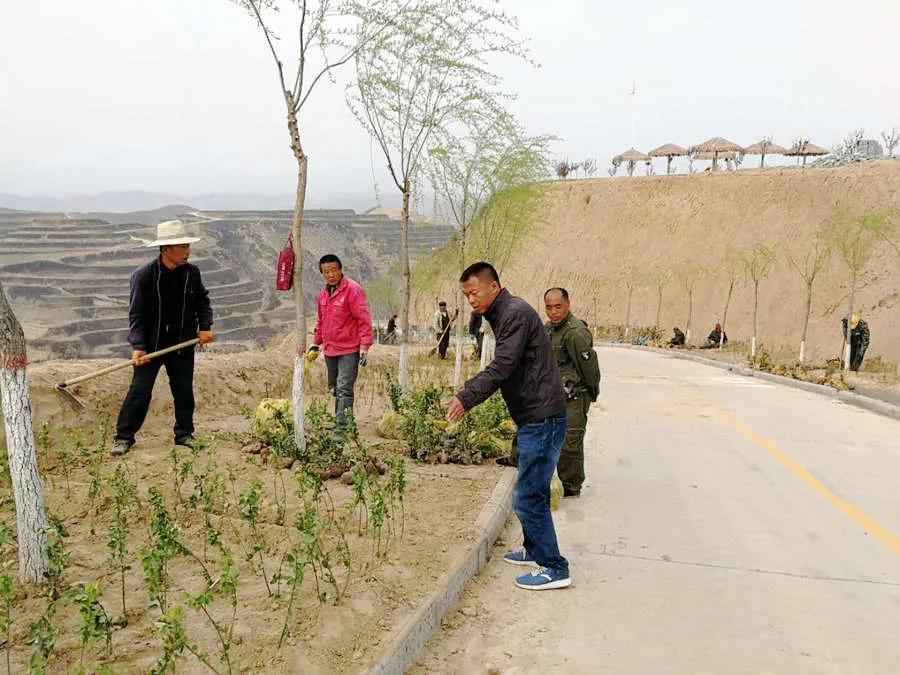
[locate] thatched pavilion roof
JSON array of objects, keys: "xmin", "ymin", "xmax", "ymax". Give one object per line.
[
  {"xmin": 691, "ymin": 137, "xmax": 743, "ymax": 153},
  {"xmin": 614, "ymin": 148, "xmax": 651, "ymax": 162},
  {"xmin": 743, "ymin": 139, "xmax": 787, "ymax": 155},
  {"xmin": 649, "ymin": 143, "xmax": 689, "ymax": 157}
]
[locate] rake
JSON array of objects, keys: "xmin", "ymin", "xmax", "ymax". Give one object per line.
[{"xmin": 55, "ymin": 338, "xmax": 201, "ymax": 409}]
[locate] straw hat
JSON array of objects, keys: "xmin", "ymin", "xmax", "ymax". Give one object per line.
[{"xmin": 145, "ymin": 220, "xmax": 201, "ymax": 247}]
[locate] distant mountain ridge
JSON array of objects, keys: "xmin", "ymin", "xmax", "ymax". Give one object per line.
[{"xmin": 0, "ymin": 190, "xmax": 401, "ymax": 214}]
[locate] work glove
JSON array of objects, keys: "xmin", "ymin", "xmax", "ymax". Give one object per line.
[
  {"xmin": 197, "ymin": 330, "xmax": 214, "ymax": 345},
  {"xmin": 305, "ymin": 345, "xmax": 320, "ymax": 363},
  {"xmin": 359, "ymin": 352, "xmax": 368, "ymax": 367}
]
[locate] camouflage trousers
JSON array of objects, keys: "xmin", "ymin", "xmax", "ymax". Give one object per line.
[{"xmin": 557, "ymin": 394, "xmax": 590, "ymax": 493}]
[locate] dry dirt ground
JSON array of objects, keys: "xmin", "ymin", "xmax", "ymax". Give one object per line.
[{"xmin": 0, "ymin": 341, "xmax": 499, "ymax": 673}]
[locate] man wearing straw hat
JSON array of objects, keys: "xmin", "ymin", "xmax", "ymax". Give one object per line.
[{"xmin": 110, "ymin": 220, "xmax": 214, "ymax": 456}]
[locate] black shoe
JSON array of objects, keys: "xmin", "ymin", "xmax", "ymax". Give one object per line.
[
  {"xmin": 174, "ymin": 434, "xmax": 196, "ymax": 449},
  {"xmin": 496, "ymin": 456, "xmax": 518, "ymax": 467},
  {"xmin": 110, "ymin": 439, "xmax": 134, "ymax": 457},
  {"xmin": 563, "ymin": 488, "xmax": 581, "ymax": 498}
]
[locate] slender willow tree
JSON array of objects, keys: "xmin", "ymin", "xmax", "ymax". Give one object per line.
[
  {"xmin": 231, "ymin": 0, "xmax": 397, "ymax": 449},
  {"xmin": 785, "ymin": 229, "xmax": 830, "ymax": 364},
  {"xmin": 677, "ymin": 265, "xmax": 705, "ymax": 344},
  {"xmin": 651, "ymin": 269, "xmax": 671, "ymax": 331},
  {"xmin": 0, "ymin": 281, "xmax": 48, "ymax": 583},
  {"xmin": 718, "ymin": 255, "xmax": 740, "ymax": 349},
  {"xmin": 740, "ymin": 244, "xmax": 777, "ymax": 358},
  {"xmin": 348, "ymin": 0, "xmax": 528, "ymax": 389},
  {"xmin": 828, "ymin": 210, "xmax": 894, "ymax": 371},
  {"xmin": 429, "ymin": 113, "xmax": 551, "ymax": 388}
]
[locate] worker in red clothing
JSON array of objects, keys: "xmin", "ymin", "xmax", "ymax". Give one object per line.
[{"xmin": 306, "ymin": 254, "xmax": 373, "ymax": 431}]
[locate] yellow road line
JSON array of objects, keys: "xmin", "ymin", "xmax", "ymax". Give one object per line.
[{"xmin": 719, "ymin": 412, "xmax": 900, "ymax": 557}]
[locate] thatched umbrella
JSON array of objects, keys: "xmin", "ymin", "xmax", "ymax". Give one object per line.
[
  {"xmin": 690, "ymin": 137, "xmax": 743, "ymax": 171},
  {"xmin": 784, "ymin": 140, "xmax": 829, "ymax": 166},
  {"xmin": 649, "ymin": 143, "xmax": 689, "ymax": 175},
  {"xmin": 743, "ymin": 138, "xmax": 787, "ymax": 168},
  {"xmin": 613, "ymin": 148, "xmax": 650, "ymax": 176}
]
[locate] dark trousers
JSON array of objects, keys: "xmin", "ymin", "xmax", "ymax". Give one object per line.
[
  {"xmin": 438, "ymin": 331, "xmax": 450, "ymax": 359},
  {"xmin": 326, "ymin": 353, "xmax": 360, "ymax": 428},
  {"xmin": 513, "ymin": 414, "xmax": 569, "ymax": 574},
  {"xmin": 850, "ymin": 339, "xmax": 868, "ymax": 371},
  {"xmin": 115, "ymin": 349, "xmax": 195, "ymax": 443},
  {"xmin": 557, "ymin": 394, "xmax": 590, "ymax": 493}
]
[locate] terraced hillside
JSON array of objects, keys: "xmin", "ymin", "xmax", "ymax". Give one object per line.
[{"xmin": 0, "ymin": 207, "xmax": 454, "ymax": 360}]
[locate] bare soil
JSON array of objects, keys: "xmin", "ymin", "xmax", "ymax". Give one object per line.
[{"xmin": 0, "ymin": 341, "xmax": 500, "ymax": 673}]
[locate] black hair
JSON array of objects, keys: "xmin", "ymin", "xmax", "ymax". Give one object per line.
[
  {"xmin": 438, "ymin": 301, "xmax": 447, "ymax": 306},
  {"xmin": 319, "ymin": 254, "xmax": 342, "ymax": 271},
  {"xmin": 544, "ymin": 287, "xmax": 569, "ymax": 301},
  {"xmin": 459, "ymin": 261, "xmax": 500, "ymax": 284}
]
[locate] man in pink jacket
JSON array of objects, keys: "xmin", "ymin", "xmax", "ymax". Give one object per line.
[{"xmin": 307, "ymin": 254, "xmax": 373, "ymax": 430}]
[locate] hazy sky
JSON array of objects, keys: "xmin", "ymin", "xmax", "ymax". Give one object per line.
[{"xmin": 1, "ymin": 0, "xmax": 897, "ymax": 204}]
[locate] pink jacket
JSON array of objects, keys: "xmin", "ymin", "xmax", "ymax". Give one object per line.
[{"xmin": 313, "ymin": 276, "xmax": 373, "ymax": 356}]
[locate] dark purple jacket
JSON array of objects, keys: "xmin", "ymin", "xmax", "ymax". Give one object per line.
[{"xmin": 127, "ymin": 257, "xmax": 213, "ymax": 352}]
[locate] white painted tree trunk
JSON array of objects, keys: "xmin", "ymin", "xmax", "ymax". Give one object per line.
[
  {"xmin": 0, "ymin": 280, "xmax": 48, "ymax": 583},
  {"xmin": 287, "ymin": 106, "xmax": 308, "ymax": 454},
  {"xmin": 399, "ymin": 185, "xmax": 411, "ymax": 390},
  {"xmin": 479, "ymin": 323, "xmax": 495, "ymax": 371},
  {"xmin": 1, "ymin": 369, "xmax": 48, "ymax": 583}
]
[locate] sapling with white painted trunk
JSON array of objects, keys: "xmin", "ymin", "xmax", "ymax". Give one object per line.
[
  {"xmin": 739, "ymin": 244, "xmax": 777, "ymax": 358},
  {"xmin": 785, "ymin": 229, "xmax": 830, "ymax": 364}
]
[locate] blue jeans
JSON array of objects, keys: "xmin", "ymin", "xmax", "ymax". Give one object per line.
[
  {"xmin": 513, "ymin": 414, "xmax": 569, "ymax": 574},
  {"xmin": 325, "ymin": 353, "xmax": 360, "ymax": 428}
]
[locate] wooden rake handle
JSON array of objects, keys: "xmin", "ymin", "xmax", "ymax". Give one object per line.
[{"xmin": 56, "ymin": 338, "xmax": 201, "ymax": 389}]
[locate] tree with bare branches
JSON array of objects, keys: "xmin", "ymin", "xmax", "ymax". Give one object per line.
[
  {"xmin": 230, "ymin": 0, "xmax": 398, "ymax": 450},
  {"xmin": 618, "ymin": 266, "xmax": 640, "ymax": 338},
  {"xmin": 677, "ymin": 265, "xmax": 706, "ymax": 344},
  {"xmin": 650, "ymin": 269, "xmax": 671, "ymax": 330},
  {"xmin": 718, "ymin": 255, "xmax": 741, "ymax": 349},
  {"xmin": 348, "ymin": 0, "xmax": 529, "ymax": 388},
  {"xmin": 740, "ymin": 244, "xmax": 777, "ymax": 358},
  {"xmin": 882, "ymin": 127, "xmax": 899, "ymax": 159},
  {"xmin": 785, "ymin": 229, "xmax": 831, "ymax": 363},
  {"xmin": 607, "ymin": 157, "xmax": 621, "ymax": 177}
]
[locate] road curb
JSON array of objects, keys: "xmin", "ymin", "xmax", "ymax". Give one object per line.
[
  {"xmin": 600, "ymin": 342, "xmax": 900, "ymax": 422},
  {"xmin": 368, "ymin": 467, "xmax": 517, "ymax": 675}
]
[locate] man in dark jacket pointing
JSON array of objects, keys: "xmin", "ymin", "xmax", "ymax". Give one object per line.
[
  {"xmin": 447, "ymin": 262, "xmax": 570, "ymax": 591},
  {"xmin": 111, "ymin": 220, "xmax": 214, "ymax": 456}
]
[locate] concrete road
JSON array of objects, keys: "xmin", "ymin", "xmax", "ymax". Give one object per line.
[{"xmin": 412, "ymin": 346, "xmax": 900, "ymax": 675}]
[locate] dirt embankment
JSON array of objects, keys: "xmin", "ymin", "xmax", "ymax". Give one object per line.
[{"xmin": 501, "ymin": 161, "xmax": 899, "ymax": 365}]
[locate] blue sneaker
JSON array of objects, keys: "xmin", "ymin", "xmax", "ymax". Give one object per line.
[
  {"xmin": 515, "ymin": 567, "xmax": 571, "ymax": 590},
  {"xmin": 503, "ymin": 549, "xmax": 537, "ymax": 567}
]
